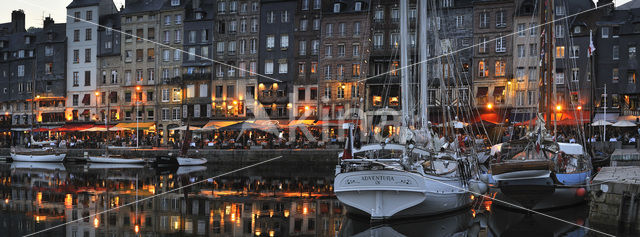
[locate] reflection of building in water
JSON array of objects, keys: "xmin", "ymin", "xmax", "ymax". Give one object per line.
[{"xmin": 0, "ymin": 166, "xmax": 343, "ymax": 236}]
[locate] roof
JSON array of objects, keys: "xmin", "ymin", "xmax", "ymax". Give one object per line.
[
  {"xmin": 67, "ymin": 0, "xmax": 102, "ymax": 9},
  {"xmin": 121, "ymin": 0, "xmax": 165, "ymax": 14},
  {"xmin": 618, "ymin": 0, "xmax": 640, "ymax": 10}
]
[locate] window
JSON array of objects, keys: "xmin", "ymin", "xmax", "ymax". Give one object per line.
[
  {"xmin": 530, "ymin": 44, "xmax": 537, "ymax": 57},
  {"xmin": 17, "ymin": 65, "xmax": 24, "ymax": 77},
  {"xmin": 556, "ymin": 69, "xmax": 565, "ymax": 84},
  {"xmin": 337, "ymin": 44, "xmax": 345, "ymax": 57},
  {"xmin": 337, "ymin": 64, "xmax": 344, "ymax": 79},
  {"xmin": 217, "ymin": 42, "xmax": 225, "ymax": 55},
  {"xmin": 186, "ymin": 84, "xmax": 195, "ymax": 98},
  {"xmin": 479, "ymin": 12, "xmax": 488, "ymax": 28},
  {"xmin": 354, "ymin": 22, "xmax": 361, "ymax": 36},
  {"xmin": 325, "ymin": 44, "xmax": 332, "ymax": 58},
  {"xmin": 495, "ymin": 61, "xmax": 506, "ymax": 77},
  {"xmin": 337, "ymin": 86, "xmax": 344, "ymax": 99},
  {"xmin": 518, "ymin": 24, "xmax": 525, "ymax": 36},
  {"xmin": 496, "ymin": 11, "xmax": 505, "ymax": 27},
  {"xmin": 516, "ymin": 67, "xmax": 525, "ymax": 81},
  {"xmin": 374, "ymin": 9, "xmax": 384, "ymax": 21},
  {"xmin": 86, "ymin": 28, "xmax": 92, "ymax": 41},
  {"xmin": 311, "ymin": 40, "xmax": 319, "ymax": 55},
  {"xmin": 630, "ymin": 46, "xmax": 637, "ymax": 60},
  {"xmin": 556, "ymin": 5, "xmax": 566, "ymax": 16},
  {"xmin": 516, "ymin": 91, "xmax": 525, "ymax": 106},
  {"xmin": 630, "ymin": 71, "xmax": 637, "ymax": 84},
  {"xmin": 326, "ymin": 24, "xmax": 333, "ymax": 37},
  {"xmin": 278, "ymin": 60, "xmax": 288, "ymax": 74},
  {"xmin": 312, "ymin": 18, "xmax": 321, "ymax": 31},
  {"xmin": 355, "ymin": 1, "xmax": 362, "ymax": 11},
  {"xmin": 299, "ymin": 40, "xmax": 307, "ymax": 55},
  {"xmin": 517, "ymin": 44, "xmax": 525, "ymax": 57},
  {"xmin": 73, "ymin": 95, "xmax": 79, "ymax": 106},
  {"xmin": 570, "ymin": 46, "xmax": 579, "ymax": 58},
  {"xmin": 613, "ymin": 68, "xmax": 619, "ymax": 83},
  {"xmin": 324, "ymin": 65, "xmax": 331, "ymax": 80},
  {"xmin": 311, "ymin": 62, "xmax": 317, "ymax": 74},
  {"xmin": 339, "ymin": 23, "xmax": 345, "ymax": 37},
  {"xmin": 574, "ymin": 26, "xmax": 582, "ymax": 34},
  {"xmin": 353, "ymin": 44, "xmax": 360, "ymax": 57},
  {"xmin": 280, "ymin": 35, "xmax": 289, "ymax": 48},
  {"xmin": 163, "ymin": 50, "xmax": 170, "ymax": 61},
  {"xmin": 391, "ymin": 9, "xmax": 399, "ymax": 22},
  {"xmin": 556, "ymin": 25, "xmax": 564, "ymax": 38},
  {"xmin": 148, "ymin": 69, "xmax": 155, "ymax": 81},
  {"xmin": 111, "ymin": 70, "xmax": 118, "ymax": 83},
  {"xmin": 391, "ymin": 33, "xmax": 399, "ymax": 48},
  {"xmin": 298, "ymin": 63, "xmax": 305, "ymax": 75},
  {"xmin": 496, "ymin": 37, "xmax": 506, "ymax": 52},
  {"xmin": 613, "ymin": 45, "xmax": 619, "ymax": 60},
  {"xmin": 227, "ymin": 85, "xmax": 235, "ymax": 98},
  {"xmin": 174, "ymin": 30, "xmax": 181, "ymax": 42},
  {"xmin": 572, "ymin": 68, "xmax": 579, "ymax": 81},
  {"xmin": 136, "ymin": 49, "xmax": 143, "ymax": 62},
  {"xmin": 172, "ymin": 107, "xmax": 180, "ymax": 120},
  {"xmin": 267, "ymin": 11, "xmax": 275, "ymax": 23},
  {"xmin": 250, "ymin": 39, "xmax": 257, "ymax": 53},
  {"xmin": 265, "ymin": 60, "xmax": 274, "ymax": 74},
  {"xmin": 147, "ymin": 48, "xmax": 155, "ymax": 61},
  {"xmin": 84, "ymin": 71, "xmax": 91, "ymax": 86},
  {"xmin": 228, "ymin": 41, "xmax": 236, "ymax": 54},
  {"xmin": 251, "ymin": 18, "xmax": 258, "ymax": 32},
  {"xmin": 72, "ymin": 72, "xmax": 79, "ymax": 86},
  {"xmin": 281, "ymin": 11, "xmax": 289, "ymax": 23},
  {"xmin": 171, "ymin": 0, "xmax": 180, "ymax": 6},
  {"xmin": 352, "ymin": 63, "xmax": 361, "ymax": 77},
  {"xmin": 85, "ymin": 49, "xmax": 91, "ymax": 62},
  {"xmin": 174, "ymin": 49, "xmax": 181, "ymax": 61},
  {"xmin": 479, "ymin": 37, "xmax": 487, "ymax": 53},
  {"xmin": 266, "ymin": 35, "xmax": 275, "ymax": 49},
  {"xmin": 456, "ymin": 16, "xmax": 464, "ymax": 29},
  {"xmin": 302, "ymin": 0, "xmax": 309, "ymax": 10},
  {"xmin": 478, "ymin": 61, "xmax": 488, "ymax": 77},
  {"xmin": 529, "ymin": 67, "xmax": 537, "ymax": 82},
  {"xmin": 230, "ymin": 1, "xmax": 237, "ymax": 13},
  {"xmin": 334, "ymin": 3, "xmax": 341, "ymax": 13},
  {"xmin": 45, "ymin": 63, "xmax": 53, "ymax": 74},
  {"xmin": 324, "ymin": 87, "xmax": 331, "ymax": 99},
  {"xmin": 74, "ymin": 12, "xmax": 80, "ymax": 22},
  {"xmin": 602, "ymin": 27, "xmax": 610, "ymax": 38},
  {"xmin": 556, "ymin": 46, "xmax": 565, "ymax": 58}
]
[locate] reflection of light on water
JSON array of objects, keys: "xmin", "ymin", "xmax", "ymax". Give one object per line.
[
  {"xmin": 255, "ymin": 230, "xmax": 261, "ymax": 236},
  {"xmin": 269, "ymin": 230, "xmax": 275, "ymax": 236},
  {"xmin": 35, "ymin": 215, "xmax": 46, "ymax": 222},
  {"xmin": 93, "ymin": 217, "xmax": 99, "ymax": 228},
  {"xmin": 134, "ymin": 224, "xmax": 139, "ymax": 233},
  {"xmin": 269, "ymin": 210, "xmax": 274, "ymax": 217},
  {"xmin": 472, "ymin": 209, "xmax": 476, "ymax": 218},
  {"xmin": 37, "ymin": 192, "xmax": 42, "ymax": 205},
  {"xmin": 4, "ymin": 198, "xmax": 8, "ymax": 204},
  {"xmin": 64, "ymin": 194, "xmax": 72, "ymax": 208},
  {"xmin": 303, "ymin": 206, "xmax": 308, "ymax": 215},
  {"xmin": 470, "ymin": 195, "xmax": 475, "ymax": 201}
]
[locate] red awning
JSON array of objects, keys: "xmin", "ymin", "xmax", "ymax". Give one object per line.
[
  {"xmin": 31, "ymin": 128, "xmax": 51, "ymax": 132},
  {"xmin": 514, "ymin": 111, "xmax": 590, "ymax": 126},
  {"xmin": 82, "ymin": 94, "xmax": 90, "ymax": 105},
  {"xmin": 51, "ymin": 124, "xmax": 96, "ymax": 132}
]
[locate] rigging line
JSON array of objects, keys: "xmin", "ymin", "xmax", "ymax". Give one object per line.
[
  {"xmin": 16, "ymin": 0, "xmax": 283, "ymax": 83},
  {"xmin": 23, "ymin": 156, "xmax": 285, "ymax": 237},
  {"xmin": 355, "ymin": 1, "xmax": 614, "ymax": 85}
]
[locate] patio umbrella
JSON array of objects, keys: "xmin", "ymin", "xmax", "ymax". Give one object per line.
[
  {"xmin": 591, "ymin": 120, "xmax": 612, "ymax": 126},
  {"xmin": 169, "ymin": 125, "xmax": 202, "ymax": 131},
  {"xmin": 612, "ymin": 120, "xmax": 637, "ymax": 127}
]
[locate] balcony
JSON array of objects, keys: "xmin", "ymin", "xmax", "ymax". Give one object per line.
[{"xmin": 182, "ymin": 73, "xmax": 211, "ymax": 81}]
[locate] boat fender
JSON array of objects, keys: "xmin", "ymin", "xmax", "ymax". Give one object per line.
[
  {"xmin": 469, "ymin": 180, "xmax": 488, "ymax": 194},
  {"xmin": 576, "ymin": 187, "xmax": 586, "ymax": 197}
]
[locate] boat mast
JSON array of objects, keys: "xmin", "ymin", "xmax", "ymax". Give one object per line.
[
  {"xmin": 419, "ymin": 0, "xmax": 429, "ymax": 128},
  {"xmin": 399, "ymin": 0, "xmax": 410, "ymax": 144},
  {"xmin": 539, "ymin": 0, "xmax": 554, "ymax": 129}
]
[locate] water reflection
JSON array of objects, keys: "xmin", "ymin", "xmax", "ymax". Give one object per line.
[{"xmin": 0, "ymin": 158, "xmax": 609, "ymax": 237}]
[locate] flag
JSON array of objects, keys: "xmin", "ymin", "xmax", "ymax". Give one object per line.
[{"xmin": 588, "ymin": 30, "xmax": 596, "ymax": 57}]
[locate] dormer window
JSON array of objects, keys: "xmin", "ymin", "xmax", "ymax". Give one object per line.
[
  {"xmin": 355, "ymin": 2, "xmax": 362, "ymax": 11},
  {"xmin": 25, "ymin": 37, "xmax": 30, "ymax": 44},
  {"xmin": 334, "ymin": 3, "xmax": 341, "ymax": 13},
  {"xmin": 195, "ymin": 12, "xmax": 203, "ymax": 20},
  {"xmin": 0, "ymin": 41, "xmax": 4, "ymax": 48},
  {"xmin": 171, "ymin": 0, "xmax": 180, "ymax": 6},
  {"xmin": 573, "ymin": 26, "xmax": 582, "ymax": 34},
  {"xmin": 47, "ymin": 32, "xmax": 54, "ymax": 40}
]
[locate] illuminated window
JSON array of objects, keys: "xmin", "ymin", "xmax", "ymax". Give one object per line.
[
  {"xmin": 556, "ymin": 46, "xmax": 565, "ymax": 58},
  {"xmin": 478, "ymin": 61, "xmax": 488, "ymax": 77},
  {"xmin": 495, "ymin": 61, "xmax": 506, "ymax": 77},
  {"xmin": 390, "ymin": 61, "xmax": 399, "ymax": 76}
]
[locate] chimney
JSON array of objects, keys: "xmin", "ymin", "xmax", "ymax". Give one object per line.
[
  {"xmin": 11, "ymin": 10, "xmax": 25, "ymax": 33},
  {"xmin": 43, "ymin": 16, "xmax": 55, "ymax": 29}
]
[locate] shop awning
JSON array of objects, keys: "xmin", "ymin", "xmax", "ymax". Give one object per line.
[
  {"xmin": 218, "ymin": 121, "xmax": 279, "ymax": 134},
  {"xmin": 593, "ymin": 113, "xmax": 619, "ymax": 122},
  {"xmin": 513, "ymin": 111, "xmax": 590, "ymax": 126},
  {"xmin": 169, "ymin": 125, "xmax": 202, "ymax": 131},
  {"xmin": 314, "ymin": 120, "xmax": 357, "ymax": 127},
  {"xmin": 476, "ymin": 87, "xmax": 488, "ymax": 97},
  {"xmin": 198, "ymin": 120, "xmax": 242, "ymax": 131},
  {"xmin": 618, "ymin": 115, "xmax": 640, "ymax": 123},
  {"xmin": 51, "ymin": 124, "xmax": 96, "ymax": 132},
  {"xmin": 31, "ymin": 127, "xmax": 54, "ymax": 132},
  {"xmin": 285, "ymin": 120, "xmax": 316, "ymax": 128},
  {"xmin": 82, "ymin": 126, "xmax": 131, "ymax": 132},
  {"xmin": 493, "ymin": 86, "xmax": 505, "ymax": 96},
  {"xmin": 115, "ymin": 122, "xmax": 156, "ymax": 130}
]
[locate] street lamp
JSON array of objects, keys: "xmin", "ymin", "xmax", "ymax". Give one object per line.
[{"xmin": 95, "ymin": 91, "xmax": 100, "ymax": 121}]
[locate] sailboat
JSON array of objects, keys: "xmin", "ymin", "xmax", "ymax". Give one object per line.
[
  {"xmin": 86, "ymin": 92, "xmax": 145, "ymax": 164},
  {"xmin": 10, "ymin": 50, "xmax": 66, "ymax": 162},
  {"xmin": 333, "ymin": 0, "xmax": 485, "ymax": 220},
  {"xmin": 485, "ymin": 0, "xmax": 592, "ymax": 210}
]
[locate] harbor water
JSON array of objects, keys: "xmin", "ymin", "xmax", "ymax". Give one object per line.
[{"xmin": 0, "ymin": 153, "xmax": 634, "ymax": 237}]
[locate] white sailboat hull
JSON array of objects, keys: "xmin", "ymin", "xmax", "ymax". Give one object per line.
[
  {"xmin": 334, "ymin": 170, "xmax": 470, "ymax": 220},
  {"xmin": 11, "ymin": 153, "xmax": 65, "ymax": 162},
  {"xmin": 176, "ymin": 157, "xmax": 207, "ymax": 166},
  {"xmin": 87, "ymin": 156, "xmax": 146, "ymax": 164}
]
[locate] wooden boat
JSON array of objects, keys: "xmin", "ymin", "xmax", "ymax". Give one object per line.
[
  {"xmin": 177, "ymin": 157, "xmax": 207, "ymax": 166},
  {"xmin": 86, "ymin": 155, "xmax": 146, "ymax": 164},
  {"xmin": 10, "ymin": 148, "xmax": 66, "ymax": 162}
]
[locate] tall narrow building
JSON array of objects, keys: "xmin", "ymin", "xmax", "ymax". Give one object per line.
[
  {"xmin": 292, "ymin": 0, "xmax": 322, "ymax": 120},
  {"xmin": 66, "ymin": 0, "xmax": 118, "ymax": 122}
]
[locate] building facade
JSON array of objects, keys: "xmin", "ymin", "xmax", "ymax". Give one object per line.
[
  {"xmin": 66, "ymin": 0, "xmax": 118, "ymax": 122},
  {"xmin": 96, "ymin": 13, "xmax": 122, "ymax": 125},
  {"xmin": 318, "ymin": 0, "xmax": 370, "ymax": 124},
  {"xmin": 292, "ymin": 0, "xmax": 322, "ymax": 120},
  {"xmin": 258, "ymin": 0, "xmax": 297, "ymax": 119},
  {"xmin": 472, "ymin": 0, "xmax": 515, "ymax": 123}
]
